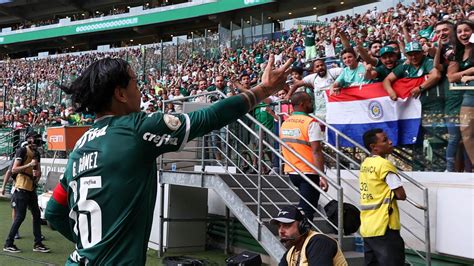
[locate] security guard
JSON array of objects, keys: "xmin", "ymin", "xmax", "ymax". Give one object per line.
[
  {"xmin": 271, "ymin": 205, "xmax": 347, "ymax": 266},
  {"xmin": 280, "ymin": 92, "xmax": 328, "ymax": 221},
  {"xmin": 359, "ymin": 128, "xmax": 406, "ymax": 265}
]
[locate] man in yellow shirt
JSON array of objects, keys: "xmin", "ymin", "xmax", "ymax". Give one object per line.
[{"xmin": 359, "ymin": 128, "xmax": 406, "ymax": 265}]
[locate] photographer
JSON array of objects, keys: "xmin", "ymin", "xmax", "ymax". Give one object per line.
[{"xmin": 3, "ymin": 131, "xmax": 49, "ymax": 253}]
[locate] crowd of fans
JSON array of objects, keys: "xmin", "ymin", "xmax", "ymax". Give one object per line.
[{"xmin": 0, "ymin": 0, "xmax": 472, "ymax": 172}]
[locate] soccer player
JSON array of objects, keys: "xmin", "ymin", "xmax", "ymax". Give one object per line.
[{"xmin": 45, "ymin": 55, "xmax": 293, "ymax": 264}]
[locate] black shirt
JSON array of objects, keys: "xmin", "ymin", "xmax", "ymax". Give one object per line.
[{"xmin": 279, "ymin": 233, "xmax": 338, "ymax": 266}]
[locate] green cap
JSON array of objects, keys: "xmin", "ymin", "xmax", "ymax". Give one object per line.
[
  {"xmin": 405, "ymin": 42, "xmax": 422, "ymax": 53},
  {"xmin": 379, "ymin": 46, "xmax": 396, "ymax": 56}
]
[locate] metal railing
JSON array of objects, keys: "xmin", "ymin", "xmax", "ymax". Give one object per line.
[
  {"xmin": 308, "ymin": 112, "xmax": 431, "ymax": 266},
  {"xmin": 156, "ymin": 91, "xmax": 431, "ymax": 265},
  {"xmin": 157, "ymin": 91, "xmax": 346, "ymax": 254}
]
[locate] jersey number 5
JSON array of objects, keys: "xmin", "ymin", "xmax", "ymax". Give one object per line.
[{"xmin": 69, "ymin": 176, "xmax": 103, "ymax": 248}]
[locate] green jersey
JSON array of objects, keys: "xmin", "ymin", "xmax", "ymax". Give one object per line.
[
  {"xmin": 253, "ymin": 102, "xmax": 274, "ymax": 131},
  {"xmin": 304, "ymin": 30, "xmax": 315, "ymax": 47},
  {"xmin": 392, "ymin": 56, "xmax": 442, "ymax": 111},
  {"xmin": 45, "ymin": 96, "xmax": 250, "ymax": 265}
]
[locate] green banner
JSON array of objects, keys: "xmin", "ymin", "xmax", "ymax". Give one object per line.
[
  {"xmin": 294, "ymin": 20, "xmax": 328, "ymax": 27},
  {"xmin": 0, "ymin": 0, "xmax": 273, "ymax": 45}
]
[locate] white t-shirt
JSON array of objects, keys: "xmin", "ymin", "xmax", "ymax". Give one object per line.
[
  {"xmin": 302, "ymin": 67, "xmax": 342, "ymax": 120},
  {"xmin": 308, "ymin": 121, "xmax": 324, "ymax": 142},
  {"xmin": 386, "ymin": 173, "xmax": 403, "ymax": 190}
]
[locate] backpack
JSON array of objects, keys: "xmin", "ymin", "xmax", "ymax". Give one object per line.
[
  {"xmin": 225, "ymin": 251, "xmax": 262, "ymax": 266},
  {"xmin": 324, "ymin": 200, "xmax": 361, "ymax": 235},
  {"xmin": 163, "ymin": 256, "xmax": 204, "ymax": 266}
]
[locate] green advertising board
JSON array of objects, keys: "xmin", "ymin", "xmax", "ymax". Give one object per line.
[{"xmin": 0, "ymin": 0, "xmax": 273, "ymax": 45}]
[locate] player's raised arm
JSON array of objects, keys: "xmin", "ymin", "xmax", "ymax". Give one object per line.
[{"xmin": 185, "ymin": 54, "xmax": 293, "ymax": 141}]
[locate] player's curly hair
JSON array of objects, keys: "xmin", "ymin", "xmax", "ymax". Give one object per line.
[{"xmin": 59, "ymin": 58, "xmax": 131, "ymax": 113}]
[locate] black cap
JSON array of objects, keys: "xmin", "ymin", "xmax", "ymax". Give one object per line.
[
  {"xmin": 25, "ymin": 131, "xmax": 40, "ymax": 139},
  {"xmin": 270, "ymin": 206, "xmax": 304, "ymax": 224}
]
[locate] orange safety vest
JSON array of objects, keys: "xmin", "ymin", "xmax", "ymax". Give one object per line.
[{"xmin": 280, "ymin": 113, "xmax": 317, "ymax": 174}]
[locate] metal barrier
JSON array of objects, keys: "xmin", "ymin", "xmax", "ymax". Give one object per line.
[
  {"xmin": 156, "ymin": 91, "xmax": 431, "ymax": 265},
  {"xmin": 310, "ymin": 112, "xmax": 431, "ymax": 266}
]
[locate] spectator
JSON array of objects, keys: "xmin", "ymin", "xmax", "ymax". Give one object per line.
[
  {"xmin": 288, "ymin": 59, "xmax": 342, "ymax": 121},
  {"xmin": 447, "ymin": 20, "xmax": 474, "ymax": 169},
  {"xmin": 331, "ymin": 48, "xmax": 370, "ymax": 95}
]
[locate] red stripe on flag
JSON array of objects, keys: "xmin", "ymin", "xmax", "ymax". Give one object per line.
[
  {"xmin": 52, "ymin": 183, "xmax": 68, "ymax": 207},
  {"xmin": 326, "ymin": 77, "xmax": 425, "ymax": 102}
]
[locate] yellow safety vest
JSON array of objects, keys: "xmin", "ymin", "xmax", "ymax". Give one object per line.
[
  {"xmin": 359, "ymin": 156, "xmax": 401, "ymax": 237},
  {"xmin": 280, "ymin": 113, "xmax": 317, "ymax": 174},
  {"xmin": 15, "ymin": 146, "xmax": 37, "ymax": 192},
  {"xmin": 285, "ymin": 230, "xmax": 348, "ymax": 266}
]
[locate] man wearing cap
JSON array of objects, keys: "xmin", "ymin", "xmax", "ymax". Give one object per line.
[
  {"xmin": 383, "ymin": 41, "xmax": 442, "ymax": 170},
  {"xmin": 271, "ymin": 205, "xmax": 347, "ymax": 266},
  {"xmin": 3, "ymin": 132, "xmax": 50, "ymax": 253},
  {"xmin": 383, "ymin": 41, "xmax": 441, "ymax": 102},
  {"xmin": 364, "ymin": 46, "xmax": 401, "ymax": 81}
]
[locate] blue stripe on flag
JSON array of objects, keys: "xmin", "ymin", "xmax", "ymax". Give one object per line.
[{"xmin": 327, "ymin": 118, "xmax": 421, "ymax": 147}]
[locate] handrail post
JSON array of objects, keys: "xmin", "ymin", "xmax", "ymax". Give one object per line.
[
  {"xmin": 337, "ymin": 187, "xmax": 344, "ymax": 245},
  {"xmin": 257, "ymin": 127, "xmax": 263, "ymax": 240},
  {"xmin": 225, "ymin": 126, "xmax": 229, "ymax": 170},
  {"xmin": 201, "ymin": 135, "xmax": 206, "ymax": 173},
  {"xmin": 335, "ymin": 132, "xmax": 341, "ymax": 186},
  {"xmin": 278, "ymin": 101, "xmax": 283, "ymax": 175},
  {"xmin": 158, "ymin": 181, "xmax": 165, "ymax": 258},
  {"xmin": 424, "ymin": 188, "xmax": 431, "ymax": 266}
]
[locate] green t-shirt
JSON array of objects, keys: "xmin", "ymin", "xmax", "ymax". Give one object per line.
[
  {"xmin": 335, "ymin": 63, "xmax": 369, "ymax": 88},
  {"xmin": 304, "ymin": 30, "xmax": 315, "ymax": 47},
  {"xmin": 335, "ymin": 43, "xmax": 344, "ymax": 56},
  {"xmin": 392, "ymin": 56, "xmax": 442, "ymax": 111},
  {"xmin": 253, "ymin": 103, "xmax": 274, "ymax": 131},
  {"xmin": 46, "ymin": 96, "xmax": 251, "ymax": 265},
  {"xmin": 418, "ymin": 26, "xmax": 433, "ymax": 39},
  {"xmin": 460, "ymin": 59, "xmax": 474, "ymax": 97}
]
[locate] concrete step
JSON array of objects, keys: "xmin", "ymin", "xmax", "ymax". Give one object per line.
[
  {"xmin": 230, "ymin": 187, "xmax": 301, "ymax": 205},
  {"xmin": 220, "ymin": 173, "xmax": 292, "ymax": 189},
  {"xmin": 343, "ymin": 251, "xmax": 365, "ymax": 266}
]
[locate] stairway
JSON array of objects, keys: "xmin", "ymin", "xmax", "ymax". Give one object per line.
[{"xmin": 160, "ymin": 171, "xmax": 365, "ymax": 265}]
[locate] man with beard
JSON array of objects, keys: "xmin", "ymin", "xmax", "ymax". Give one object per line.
[
  {"xmin": 286, "ymin": 59, "xmax": 342, "ymax": 120},
  {"xmin": 271, "ymin": 205, "xmax": 347, "ymax": 266},
  {"xmin": 364, "ymin": 46, "xmax": 400, "ymax": 81},
  {"xmin": 280, "ymin": 92, "xmax": 328, "ymax": 221}
]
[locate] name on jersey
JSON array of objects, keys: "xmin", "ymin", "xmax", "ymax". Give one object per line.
[
  {"xmin": 74, "ymin": 126, "xmax": 108, "ymax": 150},
  {"xmin": 143, "ymin": 132, "xmax": 178, "ymax": 147},
  {"xmin": 72, "ymin": 152, "xmax": 99, "ymax": 177}
]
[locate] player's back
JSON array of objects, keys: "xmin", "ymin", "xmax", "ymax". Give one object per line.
[{"xmin": 63, "ymin": 112, "xmax": 177, "ymax": 265}]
